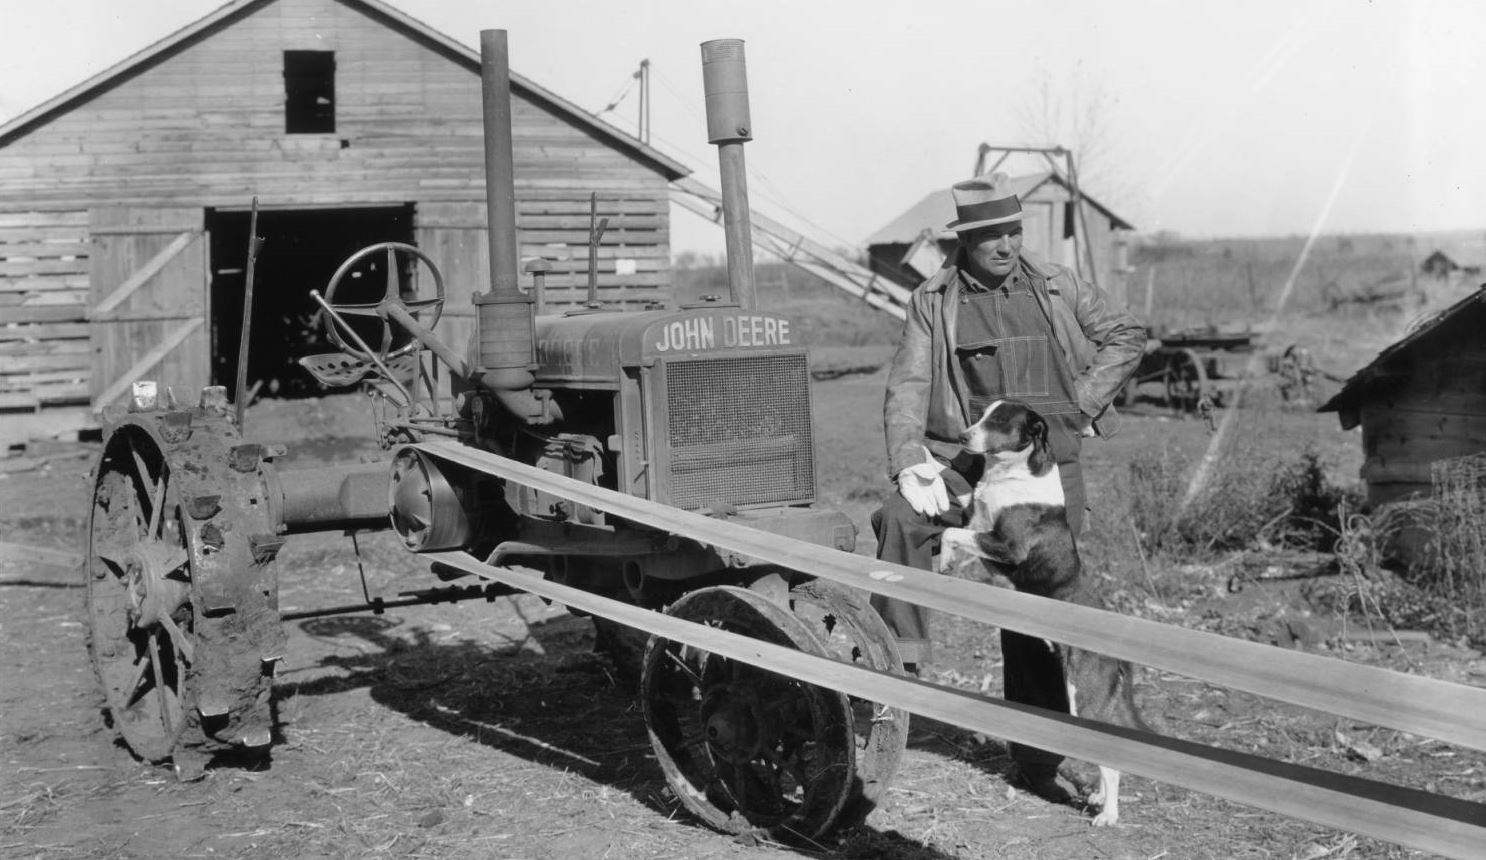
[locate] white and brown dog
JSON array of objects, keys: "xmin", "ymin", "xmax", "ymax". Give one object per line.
[{"xmin": 940, "ymin": 399, "xmax": 1147, "ymax": 826}]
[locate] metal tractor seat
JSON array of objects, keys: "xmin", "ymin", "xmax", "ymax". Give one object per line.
[{"xmin": 298, "ymin": 350, "xmax": 419, "ymax": 388}]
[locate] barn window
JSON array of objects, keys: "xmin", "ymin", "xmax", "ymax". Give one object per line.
[{"xmin": 284, "ymin": 51, "xmax": 336, "ymax": 133}]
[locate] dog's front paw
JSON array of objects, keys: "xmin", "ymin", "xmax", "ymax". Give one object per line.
[
  {"xmin": 1090, "ymin": 806, "xmax": 1119, "ymax": 827},
  {"xmin": 939, "ymin": 527, "xmax": 973, "ymax": 575}
]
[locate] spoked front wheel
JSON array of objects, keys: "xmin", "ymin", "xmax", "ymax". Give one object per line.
[
  {"xmin": 87, "ymin": 429, "xmax": 197, "ymax": 761},
  {"xmin": 789, "ymin": 579, "xmax": 908, "ymax": 827},
  {"xmin": 85, "ymin": 402, "xmax": 285, "ymax": 775},
  {"xmin": 641, "ymin": 586, "xmax": 855, "ymax": 842}
]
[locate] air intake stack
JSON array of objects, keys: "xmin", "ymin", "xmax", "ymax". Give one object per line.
[{"xmin": 700, "ymin": 39, "xmax": 758, "ymax": 310}]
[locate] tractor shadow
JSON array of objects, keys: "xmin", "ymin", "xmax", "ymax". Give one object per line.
[{"xmin": 274, "ymin": 612, "xmax": 960, "ymax": 859}]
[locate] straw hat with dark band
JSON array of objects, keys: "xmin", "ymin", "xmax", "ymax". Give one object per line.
[{"xmin": 946, "ymin": 172, "xmax": 1023, "ymax": 231}]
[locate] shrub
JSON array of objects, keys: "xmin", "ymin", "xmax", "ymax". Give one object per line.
[
  {"xmin": 1399, "ymin": 454, "xmax": 1486, "ymax": 641},
  {"xmin": 1126, "ymin": 430, "xmax": 1353, "ymax": 557}
]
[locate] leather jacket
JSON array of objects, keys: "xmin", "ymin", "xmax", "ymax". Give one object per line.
[{"xmin": 884, "ymin": 251, "xmax": 1147, "ymax": 477}]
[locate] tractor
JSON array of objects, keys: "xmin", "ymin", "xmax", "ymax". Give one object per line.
[{"xmin": 82, "ymin": 30, "xmax": 906, "ymax": 842}]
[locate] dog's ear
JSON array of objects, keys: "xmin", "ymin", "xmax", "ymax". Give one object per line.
[{"xmin": 1026, "ymin": 412, "xmax": 1053, "ymax": 475}]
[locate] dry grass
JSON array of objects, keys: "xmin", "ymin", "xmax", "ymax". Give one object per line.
[{"xmin": 1121, "ymin": 403, "xmax": 1355, "ymax": 560}]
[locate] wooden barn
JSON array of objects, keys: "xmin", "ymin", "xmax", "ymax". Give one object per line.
[
  {"xmin": 0, "ymin": 0, "xmax": 689, "ymax": 446},
  {"xmin": 862, "ymin": 171, "xmax": 1134, "ymax": 302},
  {"xmin": 1320, "ymin": 285, "xmax": 1486, "ymax": 506}
]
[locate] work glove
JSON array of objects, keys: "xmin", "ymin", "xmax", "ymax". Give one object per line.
[{"xmin": 896, "ymin": 446, "xmax": 950, "ymax": 518}]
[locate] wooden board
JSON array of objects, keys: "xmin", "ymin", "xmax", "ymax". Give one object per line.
[{"xmin": 88, "ymin": 207, "xmax": 208, "ymax": 411}]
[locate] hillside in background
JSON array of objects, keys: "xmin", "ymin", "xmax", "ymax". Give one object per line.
[{"xmin": 1127, "ymin": 228, "xmax": 1485, "ymax": 375}]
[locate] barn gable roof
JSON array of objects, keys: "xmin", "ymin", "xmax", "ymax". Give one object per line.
[
  {"xmin": 1319, "ymin": 284, "xmax": 1486, "ymax": 424},
  {"xmin": 0, "ymin": 0, "xmax": 690, "ymax": 180},
  {"xmin": 864, "ymin": 171, "xmax": 1133, "ymax": 246}
]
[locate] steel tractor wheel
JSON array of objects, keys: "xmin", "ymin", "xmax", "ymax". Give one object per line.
[
  {"xmin": 788, "ymin": 579, "xmax": 908, "ymax": 828},
  {"xmin": 641, "ymin": 586, "xmax": 856, "ymax": 842},
  {"xmin": 85, "ymin": 391, "xmax": 286, "ymax": 776}
]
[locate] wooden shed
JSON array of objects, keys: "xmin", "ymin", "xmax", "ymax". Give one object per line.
[
  {"xmin": 1320, "ymin": 285, "xmax": 1486, "ymax": 506},
  {"xmin": 0, "ymin": 0, "xmax": 689, "ymax": 445},
  {"xmin": 862, "ymin": 171, "xmax": 1134, "ymax": 302}
]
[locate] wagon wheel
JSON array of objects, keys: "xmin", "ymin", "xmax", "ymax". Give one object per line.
[
  {"xmin": 85, "ymin": 407, "xmax": 284, "ymax": 775},
  {"xmin": 789, "ymin": 579, "xmax": 908, "ymax": 828},
  {"xmin": 321, "ymin": 241, "xmax": 446, "ymax": 362},
  {"xmin": 1164, "ymin": 348, "xmax": 1208, "ymax": 414},
  {"xmin": 641, "ymin": 586, "xmax": 855, "ymax": 842}
]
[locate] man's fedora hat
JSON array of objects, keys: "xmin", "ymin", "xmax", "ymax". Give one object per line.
[{"xmin": 946, "ymin": 172, "xmax": 1023, "ymax": 231}]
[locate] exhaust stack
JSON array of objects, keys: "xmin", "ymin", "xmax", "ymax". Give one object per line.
[
  {"xmin": 700, "ymin": 39, "xmax": 757, "ymax": 310},
  {"xmin": 474, "ymin": 29, "xmax": 554, "ymax": 424}
]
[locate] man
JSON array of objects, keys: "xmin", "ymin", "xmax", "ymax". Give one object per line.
[{"xmin": 872, "ymin": 172, "xmax": 1145, "ymax": 801}]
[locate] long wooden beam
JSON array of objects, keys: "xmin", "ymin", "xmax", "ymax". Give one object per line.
[
  {"xmin": 415, "ymin": 439, "xmax": 1486, "ymax": 754},
  {"xmin": 425, "ymin": 547, "xmax": 1486, "ymax": 860}
]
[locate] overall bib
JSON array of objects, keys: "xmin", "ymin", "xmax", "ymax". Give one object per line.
[
  {"xmin": 958, "ymin": 278, "xmax": 1087, "ymax": 777},
  {"xmin": 870, "ymin": 273, "xmax": 1087, "ymax": 774}
]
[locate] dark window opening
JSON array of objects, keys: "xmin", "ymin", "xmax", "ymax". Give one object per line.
[
  {"xmin": 207, "ymin": 205, "xmax": 416, "ymax": 399},
  {"xmin": 285, "ymin": 50, "xmax": 336, "ymax": 133}
]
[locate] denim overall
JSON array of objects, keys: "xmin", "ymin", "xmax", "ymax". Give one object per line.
[
  {"xmin": 957, "ymin": 272, "xmax": 1086, "ymax": 776},
  {"xmin": 870, "ymin": 267, "xmax": 1087, "ymax": 777}
]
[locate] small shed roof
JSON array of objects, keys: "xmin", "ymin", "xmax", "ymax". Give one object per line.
[
  {"xmin": 1422, "ymin": 248, "xmax": 1486, "ymax": 271},
  {"xmin": 864, "ymin": 171, "xmax": 1133, "ymax": 246},
  {"xmin": 1319, "ymin": 284, "xmax": 1486, "ymax": 422},
  {"xmin": 0, "ymin": 0, "xmax": 690, "ymax": 180}
]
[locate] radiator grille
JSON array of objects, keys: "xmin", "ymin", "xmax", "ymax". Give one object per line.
[{"xmin": 663, "ymin": 354, "xmax": 814, "ymax": 510}]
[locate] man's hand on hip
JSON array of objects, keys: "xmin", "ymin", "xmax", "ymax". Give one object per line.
[{"xmin": 896, "ymin": 446, "xmax": 950, "ymax": 518}]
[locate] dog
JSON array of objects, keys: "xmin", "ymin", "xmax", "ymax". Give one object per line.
[{"xmin": 939, "ymin": 399, "xmax": 1147, "ymax": 827}]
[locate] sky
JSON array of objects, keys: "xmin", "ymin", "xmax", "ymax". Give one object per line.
[{"xmin": 1, "ymin": 0, "xmax": 1482, "ymax": 256}]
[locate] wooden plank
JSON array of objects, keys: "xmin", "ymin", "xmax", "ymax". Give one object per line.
[
  {"xmin": 421, "ymin": 440, "xmax": 1486, "ymax": 753},
  {"xmin": 0, "ymin": 369, "xmax": 91, "ymax": 385},
  {"xmin": 0, "ymin": 338, "xmax": 89, "ymax": 356},
  {"xmin": 89, "ymin": 229, "xmax": 199, "ymax": 317},
  {"xmin": 0, "ymin": 305, "xmax": 87, "ymax": 324},
  {"xmin": 0, "ymin": 240, "xmax": 91, "ymax": 257},
  {"xmin": 431, "ymin": 548, "xmax": 1486, "ymax": 860},
  {"xmin": 0, "ymin": 541, "xmax": 83, "ymax": 569},
  {"xmin": 0, "ymin": 322, "xmax": 90, "ymax": 341},
  {"xmin": 0, "ymin": 353, "xmax": 90, "ymax": 373},
  {"xmin": 0, "ymin": 212, "xmax": 88, "ymax": 228},
  {"xmin": 91, "ymin": 317, "xmax": 202, "ymax": 411},
  {"xmin": 0, "ymin": 275, "xmax": 90, "ymax": 293},
  {"xmin": 0, "ymin": 406, "xmax": 93, "ymax": 449},
  {"xmin": 0, "ymin": 259, "xmax": 89, "ymax": 277},
  {"xmin": 0, "ymin": 392, "xmax": 38, "ymax": 409}
]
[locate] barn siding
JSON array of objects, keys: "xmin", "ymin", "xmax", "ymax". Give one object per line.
[
  {"xmin": 0, "ymin": 0, "xmax": 677, "ymax": 421},
  {"xmin": 0, "ymin": 211, "xmax": 91, "ymax": 409},
  {"xmin": 1353, "ymin": 346, "xmax": 1486, "ymax": 503},
  {"xmin": 0, "ymin": 0, "xmax": 667, "ymax": 210}
]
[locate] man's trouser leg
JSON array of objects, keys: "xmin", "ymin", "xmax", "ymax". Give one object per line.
[
  {"xmin": 1006, "ymin": 460, "xmax": 1086, "ymax": 777},
  {"xmin": 869, "ymin": 491, "xmax": 943, "ymax": 666}
]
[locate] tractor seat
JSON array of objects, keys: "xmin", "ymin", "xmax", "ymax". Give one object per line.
[{"xmin": 298, "ymin": 351, "xmax": 418, "ymax": 388}]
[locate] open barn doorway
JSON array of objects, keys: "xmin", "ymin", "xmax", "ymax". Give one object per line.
[{"xmin": 208, "ymin": 204, "xmax": 415, "ymax": 400}]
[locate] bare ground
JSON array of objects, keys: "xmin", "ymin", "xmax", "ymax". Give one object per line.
[{"xmin": 3, "ymin": 377, "xmax": 1485, "ymax": 860}]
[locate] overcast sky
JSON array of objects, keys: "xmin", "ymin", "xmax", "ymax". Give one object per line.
[{"xmin": 1, "ymin": 0, "xmax": 1482, "ymax": 255}]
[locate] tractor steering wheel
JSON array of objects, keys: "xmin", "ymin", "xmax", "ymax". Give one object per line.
[{"xmin": 322, "ymin": 242, "xmax": 445, "ymax": 362}]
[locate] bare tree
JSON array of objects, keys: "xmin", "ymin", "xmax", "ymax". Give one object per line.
[{"xmin": 1016, "ymin": 65, "xmax": 1134, "ymax": 211}]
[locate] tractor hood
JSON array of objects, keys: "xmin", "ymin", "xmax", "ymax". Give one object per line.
[{"xmin": 532, "ymin": 306, "xmax": 802, "ymax": 386}]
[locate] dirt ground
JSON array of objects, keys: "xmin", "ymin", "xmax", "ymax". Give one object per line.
[{"xmin": 3, "ymin": 377, "xmax": 1485, "ymax": 860}]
